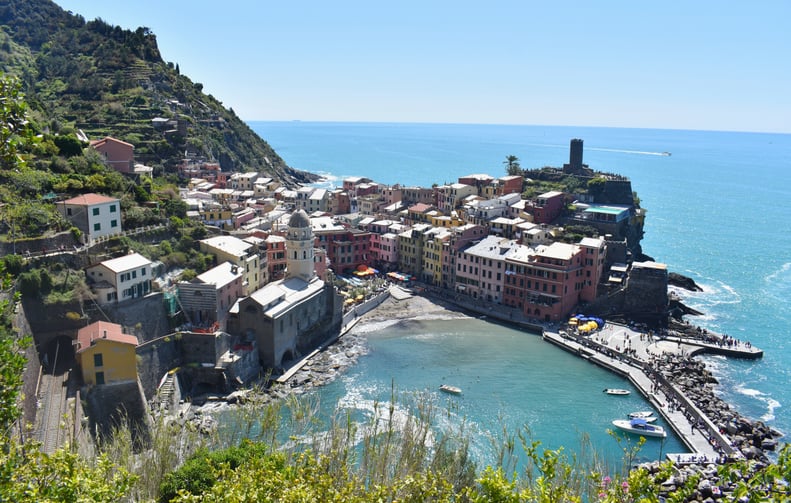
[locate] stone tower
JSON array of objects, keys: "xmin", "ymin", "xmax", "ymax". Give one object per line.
[{"xmin": 285, "ymin": 209, "xmax": 315, "ymax": 282}]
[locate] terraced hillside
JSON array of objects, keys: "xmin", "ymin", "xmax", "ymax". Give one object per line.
[{"xmin": 0, "ymin": 0, "xmax": 315, "ymax": 185}]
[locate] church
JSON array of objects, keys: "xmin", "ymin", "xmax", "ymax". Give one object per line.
[{"xmin": 226, "ymin": 209, "xmax": 343, "ymax": 369}]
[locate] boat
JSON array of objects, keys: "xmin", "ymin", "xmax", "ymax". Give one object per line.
[
  {"xmin": 603, "ymin": 388, "xmax": 630, "ymax": 395},
  {"xmin": 662, "ymin": 151, "xmax": 672, "ymax": 156},
  {"xmin": 612, "ymin": 418, "xmax": 667, "ymax": 438},
  {"xmin": 439, "ymin": 384, "xmax": 462, "ymax": 395},
  {"xmin": 628, "ymin": 411, "xmax": 655, "ymax": 419}
]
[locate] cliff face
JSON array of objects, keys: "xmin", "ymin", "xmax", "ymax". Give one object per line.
[{"xmin": 0, "ymin": 0, "xmax": 317, "ymax": 185}]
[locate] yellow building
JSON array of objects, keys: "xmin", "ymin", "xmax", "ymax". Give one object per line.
[
  {"xmin": 422, "ymin": 227, "xmax": 450, "ymax": 286},
  {"xmin": 76, "ymin": 321, "xmax": 139, "ymax": 386}
]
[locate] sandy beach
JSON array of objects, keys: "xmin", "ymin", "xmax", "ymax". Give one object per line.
[{"xmin": 348, "ymin": 288, "xmax": 472, "ymax": 334}]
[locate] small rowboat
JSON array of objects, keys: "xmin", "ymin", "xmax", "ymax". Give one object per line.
[
  {"xmin": 603, "ymin": 388, "xmax": 630, "ymax": 396},
  {"xmin": 628, "ymin": 411, "xmax": 655, "ymax": 419},
  {"xmin": 439, "ymin": 384, "xmax": 462, "ymax": 395}
]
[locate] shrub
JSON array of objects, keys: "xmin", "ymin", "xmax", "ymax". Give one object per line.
[
  {"xmin": 158, "ymin": 441, "xmax": 271, "ymax": 502},
  {"xmin": 2, "ymin": 254, "xmax": 24, "ymax": 276}
]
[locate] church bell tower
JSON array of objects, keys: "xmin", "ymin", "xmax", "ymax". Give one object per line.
[{"xmin": 285, "ymin": 209, "xmax": 315, "ymax": 282}]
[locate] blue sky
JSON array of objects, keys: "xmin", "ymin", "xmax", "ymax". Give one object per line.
[{"xmin": 55, "ymin": 1, "xmax": 790, "ymax": 133}]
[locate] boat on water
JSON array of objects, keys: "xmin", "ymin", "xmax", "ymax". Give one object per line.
[
  {"xmin": 662, "ymin": 151, "xmax": 672, "ymax": 156},
  {"xmin": 612, "ymin": 418, "xmax": 667, "ymax": 438},
  {"xmin": 628, "ymin": 411, "xmax": 655, "ymax": 419},
  {"xmin": 439, "ymin": 384, "xmax": 462, "ymax": 395},
  {"xmin": 603, "ymin": 388, "xmax": 630, "ymax": 395}
]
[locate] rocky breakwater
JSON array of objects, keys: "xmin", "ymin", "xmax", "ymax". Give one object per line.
[{"xmin": 656, "ymin": 355, "xmax": 783, "ymax": 464}]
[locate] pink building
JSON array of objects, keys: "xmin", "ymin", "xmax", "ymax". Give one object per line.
[
  {"xmin": 441, "ymin": 224, "xmax": 488, "ymax": 288},
  {"xmin": 266, "ymin": 235, "xmax": 287, "ymax": 281},
  {"xmin": 496, "ymin": 175, "xmax": 524, "ymax": 195},
  {"xmin": 89, "ymin": 137, "xmax": 134, "ymax": 174},
  {"xmin": 455, "ymin": 235, "xmax": 513, "ymax": 302},
  {"xmin": 370, "ymin": 232, "xmax": 399, "ymax": 270},
  {"xmin": 525, "ymin": 191, "xmax": 565, "ymax": 224},
  {"xmin": 502, "ymin": 237, "xmax": 606, "ymax": 322}
]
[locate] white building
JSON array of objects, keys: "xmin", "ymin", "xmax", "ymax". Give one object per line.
[
  {"xmin": 86, "ymin": 253, "xmax": 153, "ymax": 304},
  {"xmin": 57, "ymin": 193, "xmax": 122, "ymax": 243}
]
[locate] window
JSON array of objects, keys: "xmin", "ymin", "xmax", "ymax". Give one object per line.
[
  {"xmin": 141, "ymin": 268, "xmax": 146, "ymax": 276},
  {"xmin": 94, "ymin": 353, "xmax": 103, "ymax": 367},
  {"xmin": 67, "ymin": 208, "xmax": 73, "ymax": 216},
  {"xmin": 93, "ymin": 223, "xmax": 101, "ymax": 231},
  {"xmin": 95, "ymin": 372, "xmax": 105, "ymax": 385},
  {"xmin": 110, "ymin": 205, "xmax": 117, "ymax": 213},
  {"xmin": 111, "ymin": 220, "xmax": 118, "ymax": 228},
  {"xmin": 92, "ymin": 208, "xmax": 100, "ymax": 216}
]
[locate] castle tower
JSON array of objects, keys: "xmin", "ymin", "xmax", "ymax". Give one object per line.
[
  {"xmin": 569, "ymin": 138, "xmax": 583, "ymax": 171},
  {"xmin": 285, "ymin": 209, "xmax": 315, "ymax": 282}
]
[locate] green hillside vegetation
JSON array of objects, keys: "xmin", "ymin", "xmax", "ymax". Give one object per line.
[
  {"xmin": 3, "ymin": 2, "xmax": 791, "ymax": 500},
  {"xmin": 0, "ymin": 0, "xmax": 315, "ymax": 185}
]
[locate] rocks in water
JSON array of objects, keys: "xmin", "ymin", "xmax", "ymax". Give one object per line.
[{"xmin": 669, "ymin": 272, "xmax": 704, "ymax": 292}]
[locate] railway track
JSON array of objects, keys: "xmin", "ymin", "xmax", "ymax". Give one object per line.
[{"xmin": 36, "ymin": 342, "xmax": 68, "ymax": 454}]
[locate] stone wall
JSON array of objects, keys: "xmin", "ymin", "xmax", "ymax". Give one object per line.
[
  {"xmin": 88, "ymin": 293, "xmax": 171, "ymax": 343},
  {"xmin": 136, "ymin": 337, "xmax": 182, "ymax": 401},
  {"xmin": 15, "ymin": 302, "xmax": 42, "ymax": 431},
  {"xmin": 136, "ymin": 332, "xmax": 228, "ymax": 399},
  {"xmin": 84, "ymin": 380, "xmax": 148, "ymax": 440}
]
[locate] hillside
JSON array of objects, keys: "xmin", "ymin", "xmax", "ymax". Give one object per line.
[{"xmin": 0, "ymin": 0, "xmax": 316, "ymax": 185}]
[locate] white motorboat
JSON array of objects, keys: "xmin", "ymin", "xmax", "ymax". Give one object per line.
[
  {"xmin": 439, "ymin": 384, "xmax": 462, "ymax": 395},
  {"xmin": 628, "ymin": 411, "xmax": 655, "ymax": 419},
  {"xmin": 603, "ymin": 388, "xmax": 630, "ymax": 396},
  {"xmin": 612, "ymin": 418, "xmax": 667, "ymax": 438}
]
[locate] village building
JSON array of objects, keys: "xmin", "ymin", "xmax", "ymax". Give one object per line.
[
  {"xmin": 75, "ymin": 321, "xmax": 138, "ymax": 386},
  {"xmin": 89, "ymin": 136, "xmax": 134, "ymax": 174},
  {"xmin": 177, "ymin": 261, "xmax": 244, "ymax": 330},
  {"xmin": 57, "ymin": 193, "xmax": 122, "ymax": 244},
  {"xmin": 199, "ymin": 235, "xmax": 262, "ymax": 295},
  {"xmin": 455, "ymin": 235, "xmax": 513, "ymax": 303},
  {"xmin": 86, "ymin": 252, "xmax": 153, "ymax": 304}
]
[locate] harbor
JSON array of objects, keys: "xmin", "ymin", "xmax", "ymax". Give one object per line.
[
  {"xmin": 543, "ymin": 321, "xmax": 764, "ymax": 462},
  {"xmin": 271, "ymin": 282, "xmax": 779, "ymax": 466}
]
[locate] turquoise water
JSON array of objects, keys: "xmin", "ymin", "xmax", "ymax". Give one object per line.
[{"xmin": 250, "ymin": 121, "xmax": 791, "ymax": 463}]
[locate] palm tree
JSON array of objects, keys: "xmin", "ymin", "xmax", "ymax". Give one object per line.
[{"xmin": 504, "ymin": 155, "xmax": 521, "ymax": 176}]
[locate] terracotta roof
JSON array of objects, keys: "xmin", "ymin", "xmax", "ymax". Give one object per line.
[
  {"xmin": 76, "ymin": 321, "xmax": 138, "ymax": 353},
  {"xmin": 408, "ymin": 203, "xmax": 433, "ymax": 213},
  {"xmin": 62, "ymin": 193, "xmax": 119, "ymax": 206},
  {"xmin": 89, "ymin": 136, "xmax": 135, "ymax": 148}
]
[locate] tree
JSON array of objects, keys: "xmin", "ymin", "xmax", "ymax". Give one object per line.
[
  {"xmin": 504, "ymin": 155, "xmax": 521, "ymax": 176},
  {"xmin": 0, "ymin": 74, "xmax": 36, "ymax": 171}
]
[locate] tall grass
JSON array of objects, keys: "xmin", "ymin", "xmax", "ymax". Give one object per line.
[{"xmin": 97, "ymin": 385, "xmax": 633, "ymax": 501}]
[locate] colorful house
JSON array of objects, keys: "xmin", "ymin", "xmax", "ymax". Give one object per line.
[
  {"xmin": 89, "ymin": 137, "xmax": 134, "ymax": 174},
  {"xmin": 75, "ymin": 321, "xmax": 138, "ymax": 386},
  {"xmin": 57, "ymin": 193, "xmax": 122, "ymax": 243}
]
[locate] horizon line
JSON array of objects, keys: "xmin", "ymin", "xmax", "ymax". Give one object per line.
[{"xmin": 242, "ymin": 119, "xmax": 791, "ymax": 136}]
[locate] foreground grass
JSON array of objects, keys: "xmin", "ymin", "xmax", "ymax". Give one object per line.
[{"xmin": 4, "ymin": 389, "xmax": 789, "ymax": 502}]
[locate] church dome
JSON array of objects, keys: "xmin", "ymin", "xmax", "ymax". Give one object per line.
[{"xmin": 288, "ymin": 209, "xmax": 310, "ymax": 229}]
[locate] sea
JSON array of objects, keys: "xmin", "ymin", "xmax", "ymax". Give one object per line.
[{"xmin": 248, "ymin": 121, "xmax": 791, "ymax": 468}]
